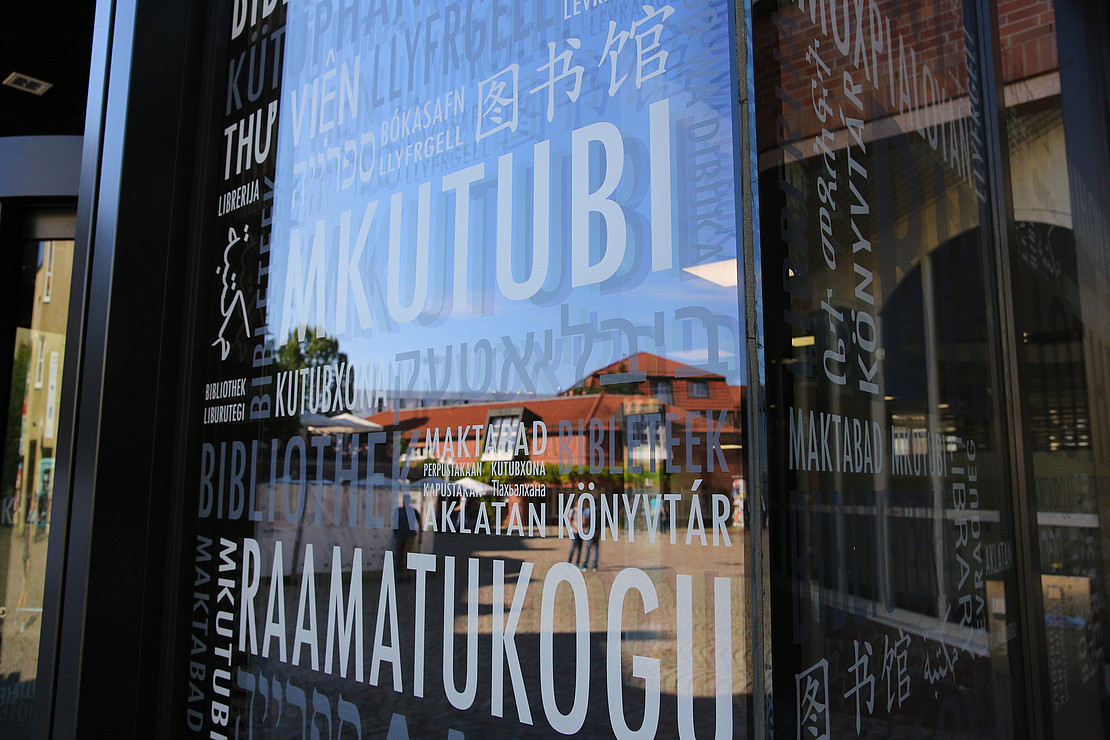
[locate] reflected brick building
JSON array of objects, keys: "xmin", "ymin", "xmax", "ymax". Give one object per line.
[{"xmin": 367, "ymin": 352, "xmax": 746, "ymax": 507}]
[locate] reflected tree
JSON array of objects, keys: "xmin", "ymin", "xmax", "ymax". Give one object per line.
[
  {"xmin": 269, "ymin": 328, "xmax": 350, "ymax": 440},
  {"xmin": 277, "ymin": 327, "xmax": 348, "ymax": 374},
  {"xmin": 3, "ymin": 342, "xmax": 30, "ymax": 503}
]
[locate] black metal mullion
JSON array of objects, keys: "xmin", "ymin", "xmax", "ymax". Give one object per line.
[{"xmin": 971, "ymin": 0, "xmax": 1051, "ymax": 737}]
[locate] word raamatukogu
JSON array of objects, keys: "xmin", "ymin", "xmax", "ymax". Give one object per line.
[
  {"xmin": 279, "ymin": 98, "xmax": 677, "ymax": 340},
  {"xmin": 232, "ymin": 541, "xmax": 735, "ymax": 738}
]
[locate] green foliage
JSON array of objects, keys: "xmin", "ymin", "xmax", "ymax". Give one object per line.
[
  {"xmin": 3, "ymin": 342, "xmax": 31, "ymax": 501},
  {"xmin": 566, "ymin": 378, "xmax": 644, "ymax": 397},
  {"xmin": 277, "ymin": 327, "xmax": 348, "ymax": 371},
  {"xmin": 267, "ymin": 328, "xmax": 350, "ymax": 439}
]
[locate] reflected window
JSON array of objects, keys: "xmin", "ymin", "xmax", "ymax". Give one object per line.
[
  {"xmin": 483, "ymin": 413, "xmax": 521, "ymax": 461},
  {"xmin": 33, "ymin": 336, "xmax": 44, "ymax": 389},
  {"xmin": 651, "ymin": 380, "xmax": 674, "ymax": 404},
  {"xmin": 42, "ymin": 241, "xmax": 53, "ymax": 304}
]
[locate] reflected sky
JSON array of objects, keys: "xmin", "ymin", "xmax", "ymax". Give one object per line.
[{"xmin": 255, "ymin": 0, "xmax": 745, "ymax": 395}]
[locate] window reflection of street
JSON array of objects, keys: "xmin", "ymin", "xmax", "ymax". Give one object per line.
[
  {"xmin": 0, "ymin": 237, "xmax": 73, "ymax": 736},
  {"xmin": 224, "ymin": 348, "xmax": 750, "ymax": 738}
]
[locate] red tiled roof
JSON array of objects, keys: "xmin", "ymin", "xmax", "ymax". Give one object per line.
[
  {"xmin": 366, "ymin": 393, "xmax": 632, "ymax": 434},
  {"xmin": 367, "ymin": 391, "xmax": 743, "ymax": 438},
  {"xmin": 581, "ymin": 351, "xmax": 726, "ymax": 382},
  {"xmin": 365, "ymin": 354, "xmax": 746, "ymax": 451}
]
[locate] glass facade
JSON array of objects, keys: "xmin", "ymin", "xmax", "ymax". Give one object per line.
[
  {"xmin": 4, "ymin": 0, "xmax": 1110, "ymax": 737},
  {"xmin": 756, "ymin": 0, "xmax": 1029, "ymax": 735}
]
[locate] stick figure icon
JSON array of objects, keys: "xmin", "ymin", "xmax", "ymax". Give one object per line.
[{"xmin": 212, "ymin": 225, "xmax": 251, "ymax": 360}]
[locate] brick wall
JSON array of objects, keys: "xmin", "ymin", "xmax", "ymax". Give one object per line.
[
  {"xmin": 753, "ymin": 0, "xmax": 1059, "ymax": 148},
  {"xmin": 997, "ymin": 0, "xmax": 1058, "ymax": 83}
]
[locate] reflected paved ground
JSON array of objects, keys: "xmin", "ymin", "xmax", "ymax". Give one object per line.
[{"xmin": 0, "ymin": 521, "xmax": 48, "ymax": 739}]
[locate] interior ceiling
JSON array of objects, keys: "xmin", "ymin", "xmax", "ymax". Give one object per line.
[{"xmin": 0, "ymin": 1, "xmax": 96, "ymax": 138}]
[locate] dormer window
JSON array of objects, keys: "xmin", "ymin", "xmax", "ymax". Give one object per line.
[{"xmin": 651, "ymin": 380, "xmax": 674, "ymax": 404}]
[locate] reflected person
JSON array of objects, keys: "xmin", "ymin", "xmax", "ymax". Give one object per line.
[
  {"xmin": 581, "ymin": 505, "xmax": 600, "ymax": 570},
  {"xmin": 567, "ymin": 504, "xmax": 584, "ymax": 565},
  {"xmin": 394, "ymin": 493, "xmax": 421, "ymax": 579}
]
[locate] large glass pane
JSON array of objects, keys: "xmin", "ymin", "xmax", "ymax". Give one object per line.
[
  {"xmin": 176, "ymin": 1, "xmax": 752, "ymax": 737},
  {"xmin": 754, "ymin": 0, "xmax": 1026, "ymax": 736},
  {"xmin": 0, "ymin": 235, "xmax": 72, "ymax": 738},
  {"xmin": 1000, "ymin": 0, "xmax": 1110, "ymax": 734}
]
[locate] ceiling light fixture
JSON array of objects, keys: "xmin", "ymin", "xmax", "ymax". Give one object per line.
[{"xmin": 3, "ymin": 72, "xmax": 53, "ymax": 96}]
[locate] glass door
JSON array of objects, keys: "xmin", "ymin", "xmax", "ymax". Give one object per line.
[{"xmin": 0, "ymin": 207, "xmax": 74, "ymax": 739}]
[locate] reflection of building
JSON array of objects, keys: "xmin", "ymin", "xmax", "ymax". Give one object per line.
[
  {"xmin": 368, "ymin": 352, "xmax": 746, "ymax": 508},
  {"xmin": 7, "ymin": 240, "xmax": 72, "ymax": 535}
]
